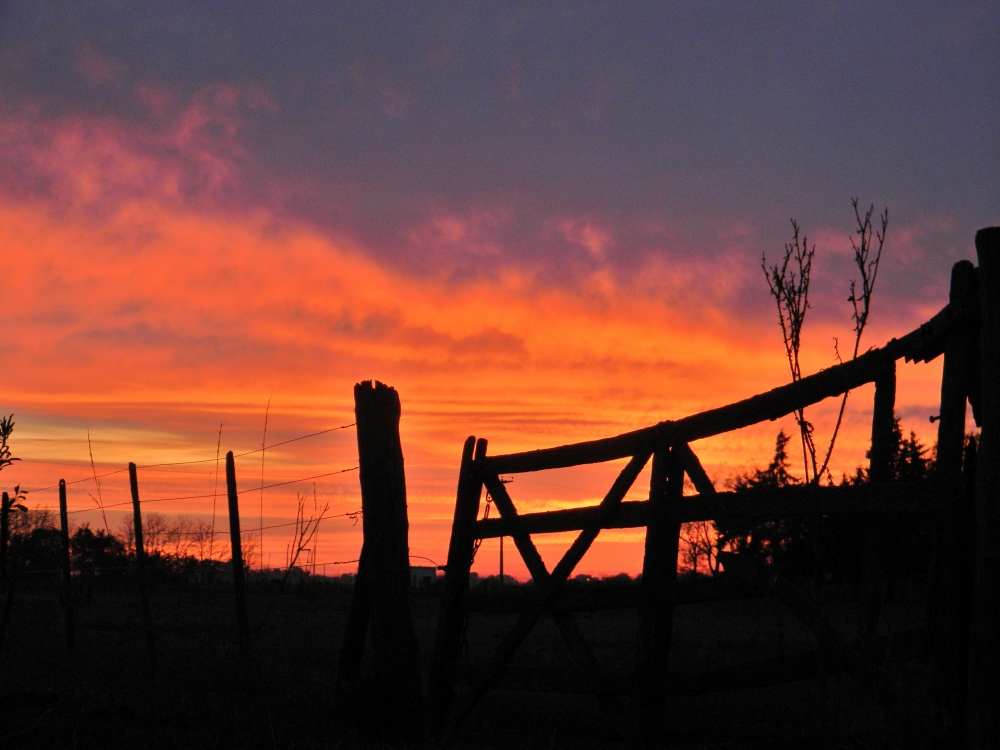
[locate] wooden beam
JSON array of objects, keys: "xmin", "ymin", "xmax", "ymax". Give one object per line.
[
  {"xmin": 473, "ymin": 480, "xmax": 943, "ymax": 539},
  {"xmin": 443, "ymin": 450, "xmax": 652, "ymax": 739},
  {"xmin": 484, "ymin": 302, "xmax": 963, "ymax": 474},
  {"xmin": 675, "ymin": 440, "xmax": 717, "ymax": 497}
]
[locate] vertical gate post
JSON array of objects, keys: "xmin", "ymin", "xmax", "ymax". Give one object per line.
[
  {"xmin": 967, "ymin": 227, "xmax": 1000, "ymax": 745},
  {"xmin": 636, "ymin": 441, "xmax": 684, "ymax": 746},
  {"xmin": 128, "ymin": 463, "xmax": 157, "ymax": 672},
  {"xmin": 928, "ymin": 260, "xmax": 978, "ymax": 736},
  {"xmin": 428, "ymin": 435, "xmax": 485, "ymax": 733},
  {"xmin": 58, "ymin": 479, "xmax": 74, "ymax": 655},
  {"xmin": 225, "ymin": 451, "xmax": 250, "ymax": 659},
  {"xmin": 352, "ymin": 380, "xmax": 422, "ymax": 740},
  {"xmin": 860, "ymin": 363, "xmax": 896, "ymax": 645}
]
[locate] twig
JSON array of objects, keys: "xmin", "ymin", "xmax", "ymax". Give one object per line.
[
  {"xmin": 763, "ymin": 221, "xmax": 818, "ymax": 482},
  {"xmin": 815, "ymin": 201, "xmax": 887, "ymax": 483},
  {"xmin": 87, "ymin": 430, "xmax": 110, "ymax": 534}
]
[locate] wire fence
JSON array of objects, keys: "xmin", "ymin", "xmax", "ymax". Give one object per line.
[{"xmin": 7, "ymin": 422, "xmax": 369, "ymax": 574}]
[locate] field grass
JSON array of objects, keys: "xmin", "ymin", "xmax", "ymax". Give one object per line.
[{"xmin": 0, "ymin": 575, "xmax": 937, "ymax": 749}]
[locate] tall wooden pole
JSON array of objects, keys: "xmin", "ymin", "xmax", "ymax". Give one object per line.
[
  {"xmin": 351, "ymin": 380, "xmax": 422, "ymax": 740},
  {"xmin": 128, "ymin": 463, "xmax": 157, "ymax": 672},
  {"xmin": 226, "ymin": 451, "xmax": 250, "ymax": 659},
  {"xmin": 58, "ymin": 479, "xmax": 74, "ymax": 655},
  {"xmin": 967, "ymin": 227, "xmax": 1000, "ymax": 744}
]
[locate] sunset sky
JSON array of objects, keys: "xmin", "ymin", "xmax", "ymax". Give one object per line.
[{"xmin": 1, "ymin": 3, "xmax": 996, "ymax": 579}]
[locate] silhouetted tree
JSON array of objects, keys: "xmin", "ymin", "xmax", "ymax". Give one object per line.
[
  {"xmin": 716, "ymin": 430, "xmax": 815, "ymax": 582},
  {"xmin": 763, "ymin": 202, "xmax": 887, "ymax": 485},
  {"xmin": 71, "ymin": 524, "xmax": 126, "ymax": 575}
]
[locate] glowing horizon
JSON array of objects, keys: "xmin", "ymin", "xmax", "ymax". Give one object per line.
[{"xmin": 1, "ymin": 4, "xmax": 992, "ymax": 579}]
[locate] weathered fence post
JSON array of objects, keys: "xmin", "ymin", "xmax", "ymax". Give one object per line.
[
  {"xmin": 0, "ymin": 491, "xmax": 8, "ymax": 594},
  {"xmin": 428, "ymin": 435, "xmax": 485, "ymax": 733},
  {"xmin": 0, "ymin": 492, "xmax": 13, "ymax": 654},
  {"xmin": 928, "ymin": 260, "xmax": 978, "ymax": 737},
  {"xmin": 966, "ymin": 227, "xmax": 1000, "ymax": 745},
  {"xmin": 58, "ymin": 479, "xmax": 74, "ymax": 655},
  {"xmin": 342, "ymin": 380, "xmax": 422, "ymax": 740},
  {"xmin": 128, "ymin": 463, "xmax": 157, "ymax": 672},
  {"xmin": 636, "ymin": 441, "xmax": 684, "ymax": 747},
  {"xmin": 225, "ymin": 451, "xmax": 250, "ymax": 659}
]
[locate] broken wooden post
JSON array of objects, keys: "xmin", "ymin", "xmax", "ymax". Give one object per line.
[
  {"xmin": 636, "ymin": 442, "xmax": 684, "ymax": 747},
  {"xmin": 225, "ymin": 451, "xmax": 250, "ymax": 659},
  {"xmin": 966, "ymin": 226, "xmax": 1000, "ymax": 745},
  {"xmin": 928, "ymin": 260, "xmax": 978, "ymax": 736},
  {"xmin": 58, "ymin": 479, "xmax": 74, "ymax": 655},
  {"xmin": 349, "ymin": 380, "xmax": 422, "ymax": 740},
  {"xmin": 128, "ymin": 462, "xmax": 157, "ymax": 672}
]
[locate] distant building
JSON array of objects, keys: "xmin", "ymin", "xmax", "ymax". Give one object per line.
[{"xmin": 410, "ymin": 565, "xmax": 437, "ymax": 588}]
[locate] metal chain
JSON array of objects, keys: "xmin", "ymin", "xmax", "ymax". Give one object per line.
[{"xmin": 468, "ymin": 489, "xmax": 492, "ymax": 565}]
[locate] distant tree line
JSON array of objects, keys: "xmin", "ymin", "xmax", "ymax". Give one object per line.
[{"xmin": 4, "ymin": 510, "xmax": 236, "ymax": 587}]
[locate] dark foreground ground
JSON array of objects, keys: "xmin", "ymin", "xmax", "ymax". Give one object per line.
[{"xmin": 0, "ymin": 576, "xmax": 936, "ymax": 749}]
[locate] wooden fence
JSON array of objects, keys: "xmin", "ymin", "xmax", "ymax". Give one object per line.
[{"xmin": 427, "ymin": 244, "xmax": 997, "ymax": 745}]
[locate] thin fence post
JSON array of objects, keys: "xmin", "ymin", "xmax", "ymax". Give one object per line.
[
  {"xmin": 351, "ymin": 380, "xmax": 422, "ymax": 740},
  {"xmin": 226, "ymin": 451, "xmax": 250, "ymax": 659},
  {"xmin": 967, "ymin": 226, "xmax": 1000, "ymax": 745},
  {"xmin": 128, "ymin": 462, "xmax": 157, "ymax": 672},
  {"xmin": 0, "ymin": 494, "xmax": 14, "ymax": 654},
  {"xmin": 636, "ymin": 441, "xmax": 683, "ymax": 747},
  {"xmin": 1, "ymin": 491, "xmax": 8, "ymax": 594},
  {"xmin": 428, "ymin": 435, "xmax": 484, "ymax": 734},
  {"xmin": 928, "ymin": 260, "xmax": 978, "ymax": 738},
  {"xmin": 58, "ymin": 479, "xmax": 74, "ymax": 655}
]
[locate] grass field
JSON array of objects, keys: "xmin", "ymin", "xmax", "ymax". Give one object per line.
[{"xmin": 0, "ymin": 575, "xmax": 937, "ymax": 749}]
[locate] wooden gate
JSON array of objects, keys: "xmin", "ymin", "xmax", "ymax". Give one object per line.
[{"xmin": 427, "ymin": 259, "xmax": 984, "ymax": 743}]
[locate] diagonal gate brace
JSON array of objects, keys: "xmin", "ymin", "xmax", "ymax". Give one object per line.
[
  {"xmin": 443, "ymin": 449, "xmax": 652, "ymax": 739},
  {"xmin": 484, "ymin": 474, "xmax": 635, "ymax": 740}
]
